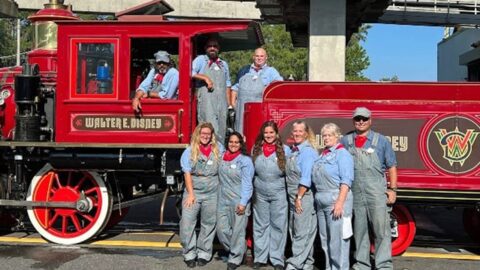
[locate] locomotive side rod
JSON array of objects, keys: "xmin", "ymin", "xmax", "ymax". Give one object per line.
[{"xmin": 0, "ymin": 192, "xmax": 92, "ymax": 212}]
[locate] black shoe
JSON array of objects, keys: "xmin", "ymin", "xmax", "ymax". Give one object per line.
[
  {"xmin": 273, "ymin": 265, "xmax": 284, "ymax": 270},
  {"xmin": 197, "ymin": 258, "xmax": 208, "ymax": 267},
  {"xmin": 185, "ymin": 260, "xmax": 196, "ymax": 268},
  {"xmin": 252, "ymin": 262, "xmax": 266, "ymax": 269},
  {"xmin": 227, "ymin": 263, "xmax": 239, "ymax": 270}
]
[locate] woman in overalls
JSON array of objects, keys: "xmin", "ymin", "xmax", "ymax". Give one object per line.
[
  {"xmin": 251, "ymin": 121, "xmax": 291, "ymax": 270},
  {"xmin": 285, "ymin": 120, "xmax": 318, "ymax": 270},
  {"xmin": 312, "ymin": 123, "xmax": 354, "ymax": 270},
  {"xmin": 179, "ymin": 122, "xmax": 224, "ymax": 268},
  {"xmin": 217, "ymin": 131, "xmax": 254, "ymax": 270}
]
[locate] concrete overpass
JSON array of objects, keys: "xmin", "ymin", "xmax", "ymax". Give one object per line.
[
  {"xmin": 0, "ymin": 0, "xmax": 18, "ymax": 17},
  {"xmin": 15, "ymin": 0, "xmax": 261, "ymax": 19}
]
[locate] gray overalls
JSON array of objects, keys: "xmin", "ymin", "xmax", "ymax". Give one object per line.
[
  {"xmin": 345, "ymin": 133, "xmax": 392, "ymax": 270},
  {"xmin": 253, "ymin": 151, "xmax": 288, "ymax": 266},
  {"xmin": 217, "ymin": 155, "xmax": 251, "ymax": 265},
  {"xmin": 285, "ymin": 148, "xmax": 317, "ymax": 270},
  {"xmin": 312, "ymin": 154, "xmax": 353, "ymax": 270},
  {"xmin": 196, "ymin": 62, "xmax": 228, "ymax": 143},
  {"xmin": 234, "ymin": 72, "xmax": 264, "ymax": 133},
  {"xmin": 179, "ymin": 152, "xmax": 220, "ymax": 262}
]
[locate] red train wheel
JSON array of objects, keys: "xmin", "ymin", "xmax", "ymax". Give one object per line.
[
  {"xmin": 391, "ymin": 205, "xmax": 416, "ymax": 256},
  {"xmin": 370, "ymin": 205, "xmax": 416, "ymax": 256},
  {"xmin": 27, "ymin": 165, "xmax": 112, "ymax": 245},
  {"xmin": 463, "ymin": 208, "xmax": 480, "ymax": 243}
]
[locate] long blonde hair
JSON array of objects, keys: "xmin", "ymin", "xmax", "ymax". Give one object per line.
[
  {"xmin": 293, "ymin": 120, "xmax": 318, "ymax": 149},
  {"xmin": 190, "ymin": 122, "xmax": 221, "ymax": 164}
]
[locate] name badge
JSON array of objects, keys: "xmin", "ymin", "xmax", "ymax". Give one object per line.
[
  {"xmin": 214, "ymin": 66, "xmax": 220, "ymax": 71},
  {"xmin": 207, "ymin": 160, "xmax": 213, "ymax": 165},
  {"xmin": 231, "ymin": 164, "xmax": 237, "ymax": 169},
  {"xmin": 252, "ymin": 75, "xmax": 258, "ymax": 80}
]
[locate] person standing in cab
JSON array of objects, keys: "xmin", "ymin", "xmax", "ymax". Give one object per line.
[
  {"xmin": 231, "ymin": 48, "xmax": 283, "ymax": 133},
  {"xmin": 285, "ymin": 120, "xmax": 318, "ymax": 270},
  {"xmin": 312, "ymin": 123, "xmax": 354, "ymax": 270},
  {"xmin": 192, "ymin": 38, "xmax": 234, "ymax": 143},
  {"xmin": 341, "ymin": 107, "xmax": 398, "ymax": 270},
  {"xmin": 251, "ymin": 121, "xmax": 291, "ymax": 270},
  {"xmin": 217, "ymin": 131, "xmax": 254, "ymax": 270},
  {"xmin": 132, "ymin": 50, "xmax": 179, "ymax": 112},
  {"xmin": 179, "ymin": 122, "xmax": 224, "ymax": 268}
]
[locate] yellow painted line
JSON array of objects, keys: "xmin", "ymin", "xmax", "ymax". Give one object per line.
[
  {"xmin": 0, "ymin": 236, "xmax": 181, "ymax": 248},
  {"xmin": 0, "ymin": 237, "xmax": 47, "ymax": 244},
  {"xmin": 90, "ymin": 240, "xmax": 181, "ymax": 248},
  {"xmin": 402, "ymin": 252, "xmax": 480, "ymax": 261},
  {"xmin": 127, "ymin": 232, "xmax": 175, "ymax": 236}
]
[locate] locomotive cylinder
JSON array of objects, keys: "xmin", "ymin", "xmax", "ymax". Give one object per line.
[{"xmin": 14, "ymin": 70, "xmax": 41, "ymax": 141}]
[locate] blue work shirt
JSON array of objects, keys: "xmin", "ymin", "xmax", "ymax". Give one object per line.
[
  {"xmin": 341, "ymin": 130, "xmax": 397, "ymax": 171},
  {"xmin": 228, "ymin": 154, "xmax": 254, "ymax": 206},
  {"xmin": 192, "ymin": 55, "xmax": 231, "ymax": 87},
  {"xmin": 315, "ymin": 143, "xmax": 354, "ymax": 188},
  {"xmin": 180, "ymin": 144, "xmax": 225, "ymax": 173},
  {"xmin": 137, "ymin": 67, "xmax": 179, "ymax": 99},
  {"xmin": 294, "ymin": 141, "xmax": 318, "ymax": 188},
  {"xmin": 231, "ymin": 64, "xmax": 283, "ymax": 91}
]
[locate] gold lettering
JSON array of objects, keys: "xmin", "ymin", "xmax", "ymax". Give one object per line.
[
  {"xmin": 156, "ymin": 119, "xmax": 162, "ymax": 128},
  {"xmin": 386, "ymin": 136, "xmax": 408, "ymax": 152},
  {"xmin": 85, "ymin": 118, "xmax": 94, "ymax": 128},
  {"xmin": 399, "ymin": 136, "xmax": 408, "ymax": 152},
  {"xmin": 123, "ymin": 118, "xmax": 129, "ymax": 129}
]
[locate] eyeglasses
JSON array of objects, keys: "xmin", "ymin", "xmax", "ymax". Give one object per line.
[
  {"xmin": 353, "ymin": 116, "xmax": 370, "ymax": 122},
  {"xmin": 156, "ymin": 61, "xmax": 168, "ymax": 65},
  {"xmin": 228, "ymin": 141, "xmax": 240, "ymax": 144}
]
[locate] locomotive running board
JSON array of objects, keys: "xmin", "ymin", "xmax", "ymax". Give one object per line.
[
  {"xmin": 112, "ymin": 191, "xmax": 164, "ymax": 211},
  {"xmin": 0, "ymin": 141, "xmax": 188, "ymax": 149}
]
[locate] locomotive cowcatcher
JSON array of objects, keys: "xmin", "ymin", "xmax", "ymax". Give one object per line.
[{"xmin": 0, "ymin": 0, "xmax": 479, "ymax": 256}]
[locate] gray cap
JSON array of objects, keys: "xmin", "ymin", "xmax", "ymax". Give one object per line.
[
  {"xmin": 154, "ymin": 50, "xmax": 170, "ymax": 63},
  {"xmin": 353, "ymin": 107, "xmax": 371, "ymax": 118}
]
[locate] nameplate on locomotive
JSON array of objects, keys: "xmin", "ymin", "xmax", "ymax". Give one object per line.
[{"xmin": 72, "ymin": 115, "xmax": 175, "ymax": 132}]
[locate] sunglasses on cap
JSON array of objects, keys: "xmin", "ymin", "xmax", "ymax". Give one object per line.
[
  {"xmin": 353, "ymin": 116, "xmax": 370, "ymax": 122},
  {"xmin": 156, "ymin": 61, "xmax": 169, "ymax": 65}
]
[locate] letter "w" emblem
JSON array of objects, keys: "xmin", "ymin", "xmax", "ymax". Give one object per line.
[{"xmin": 434, "ymin": 127, "xmax": 479, "ymax": 166}]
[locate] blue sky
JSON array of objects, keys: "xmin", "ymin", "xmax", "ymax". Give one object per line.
[{"xmin": 361, "ymin": 24, "xmax": 445, "ymax": 82}]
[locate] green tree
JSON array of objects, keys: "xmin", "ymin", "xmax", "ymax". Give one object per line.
[
  {"xmin": 345, "ymin": 25, "xmax": 370, "ymax": 81},
  {"xmin": 379, "ymin": 75, "xmax": 399, "ymax": 81}
]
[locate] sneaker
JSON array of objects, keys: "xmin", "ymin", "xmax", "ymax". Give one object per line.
[
  {"xmin": 197, "ymin": 258, "xmax": 209, "ymax": 267},
  {"xmin": 227, "ymin": 263, "xmax": 239, "ymax": 270},
  {"xmin": 273, "ymin": 265, "xmax": 284, "ymax": 270},
  {"xmin": 252, "ymin": 262, "xmax": 266, "ymax": 269},
  {"xmin": 184, "ymin": 260, "xmax": 196, "ymax": 268}
]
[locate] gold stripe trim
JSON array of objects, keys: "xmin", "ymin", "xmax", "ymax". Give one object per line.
[{"xmin": 402, "ymin": 252, "xmax": 480, "ymax": 261}]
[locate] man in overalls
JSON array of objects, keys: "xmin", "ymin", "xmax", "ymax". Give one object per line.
[
  {"xmin": 231, "ymin": 48, "xmax": 283, "ymax": 134},
  {"xmin": 341, "ymin": 107, "xmax": 398, "ymax": 270},
  {"xmin": 192, "ymin": 38, "xmax": 233, "ymax": 144},
  {"xmin": 132, "ymin": 50, "xmax": 179, "ymax": 112}
]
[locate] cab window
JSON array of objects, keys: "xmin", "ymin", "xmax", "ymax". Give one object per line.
[{"xmin": 71, "ymin": 39, "xmax": 118, "ymax": 98}]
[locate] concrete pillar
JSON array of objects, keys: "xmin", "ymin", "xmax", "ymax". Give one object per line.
[{"xmin": 308, "ymin": 0, "xmax": 346, "ymax": 81}]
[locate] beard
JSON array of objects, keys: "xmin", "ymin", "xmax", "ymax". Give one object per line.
[{"xmin": 207, "ymin": 49, "xmax": 219, "ymax": 59}]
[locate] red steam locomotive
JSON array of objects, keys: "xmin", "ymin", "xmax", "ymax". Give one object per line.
[{"xmin": 0, "ymin": 0, "xmax": 478, "ymax": 256}]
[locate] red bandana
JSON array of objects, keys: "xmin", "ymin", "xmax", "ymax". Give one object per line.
[
  {"xmin": 223, "ymin": 151, "xmax": 241, "ymax": 161},
  {"xmin": 355, "ymin": 136, "xmax": 367, "ymax": 148},
  {"xmin": 200, "ymin": 144, "xmax": 212, "ymax": 157},
  {"xmin": 263, "ymin": 143, "xmax": 276, "ymax": 157},
  {"xmin": 154, "ymin": 73, "xmax": 164, "ymax": 82},
  {"xmin": 208, "ymin": 58, "xmax": 222, "ymax": 68},
  {"xmin": 322, "ymin": 144, "xmax": 344, "ymax": 156}
]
